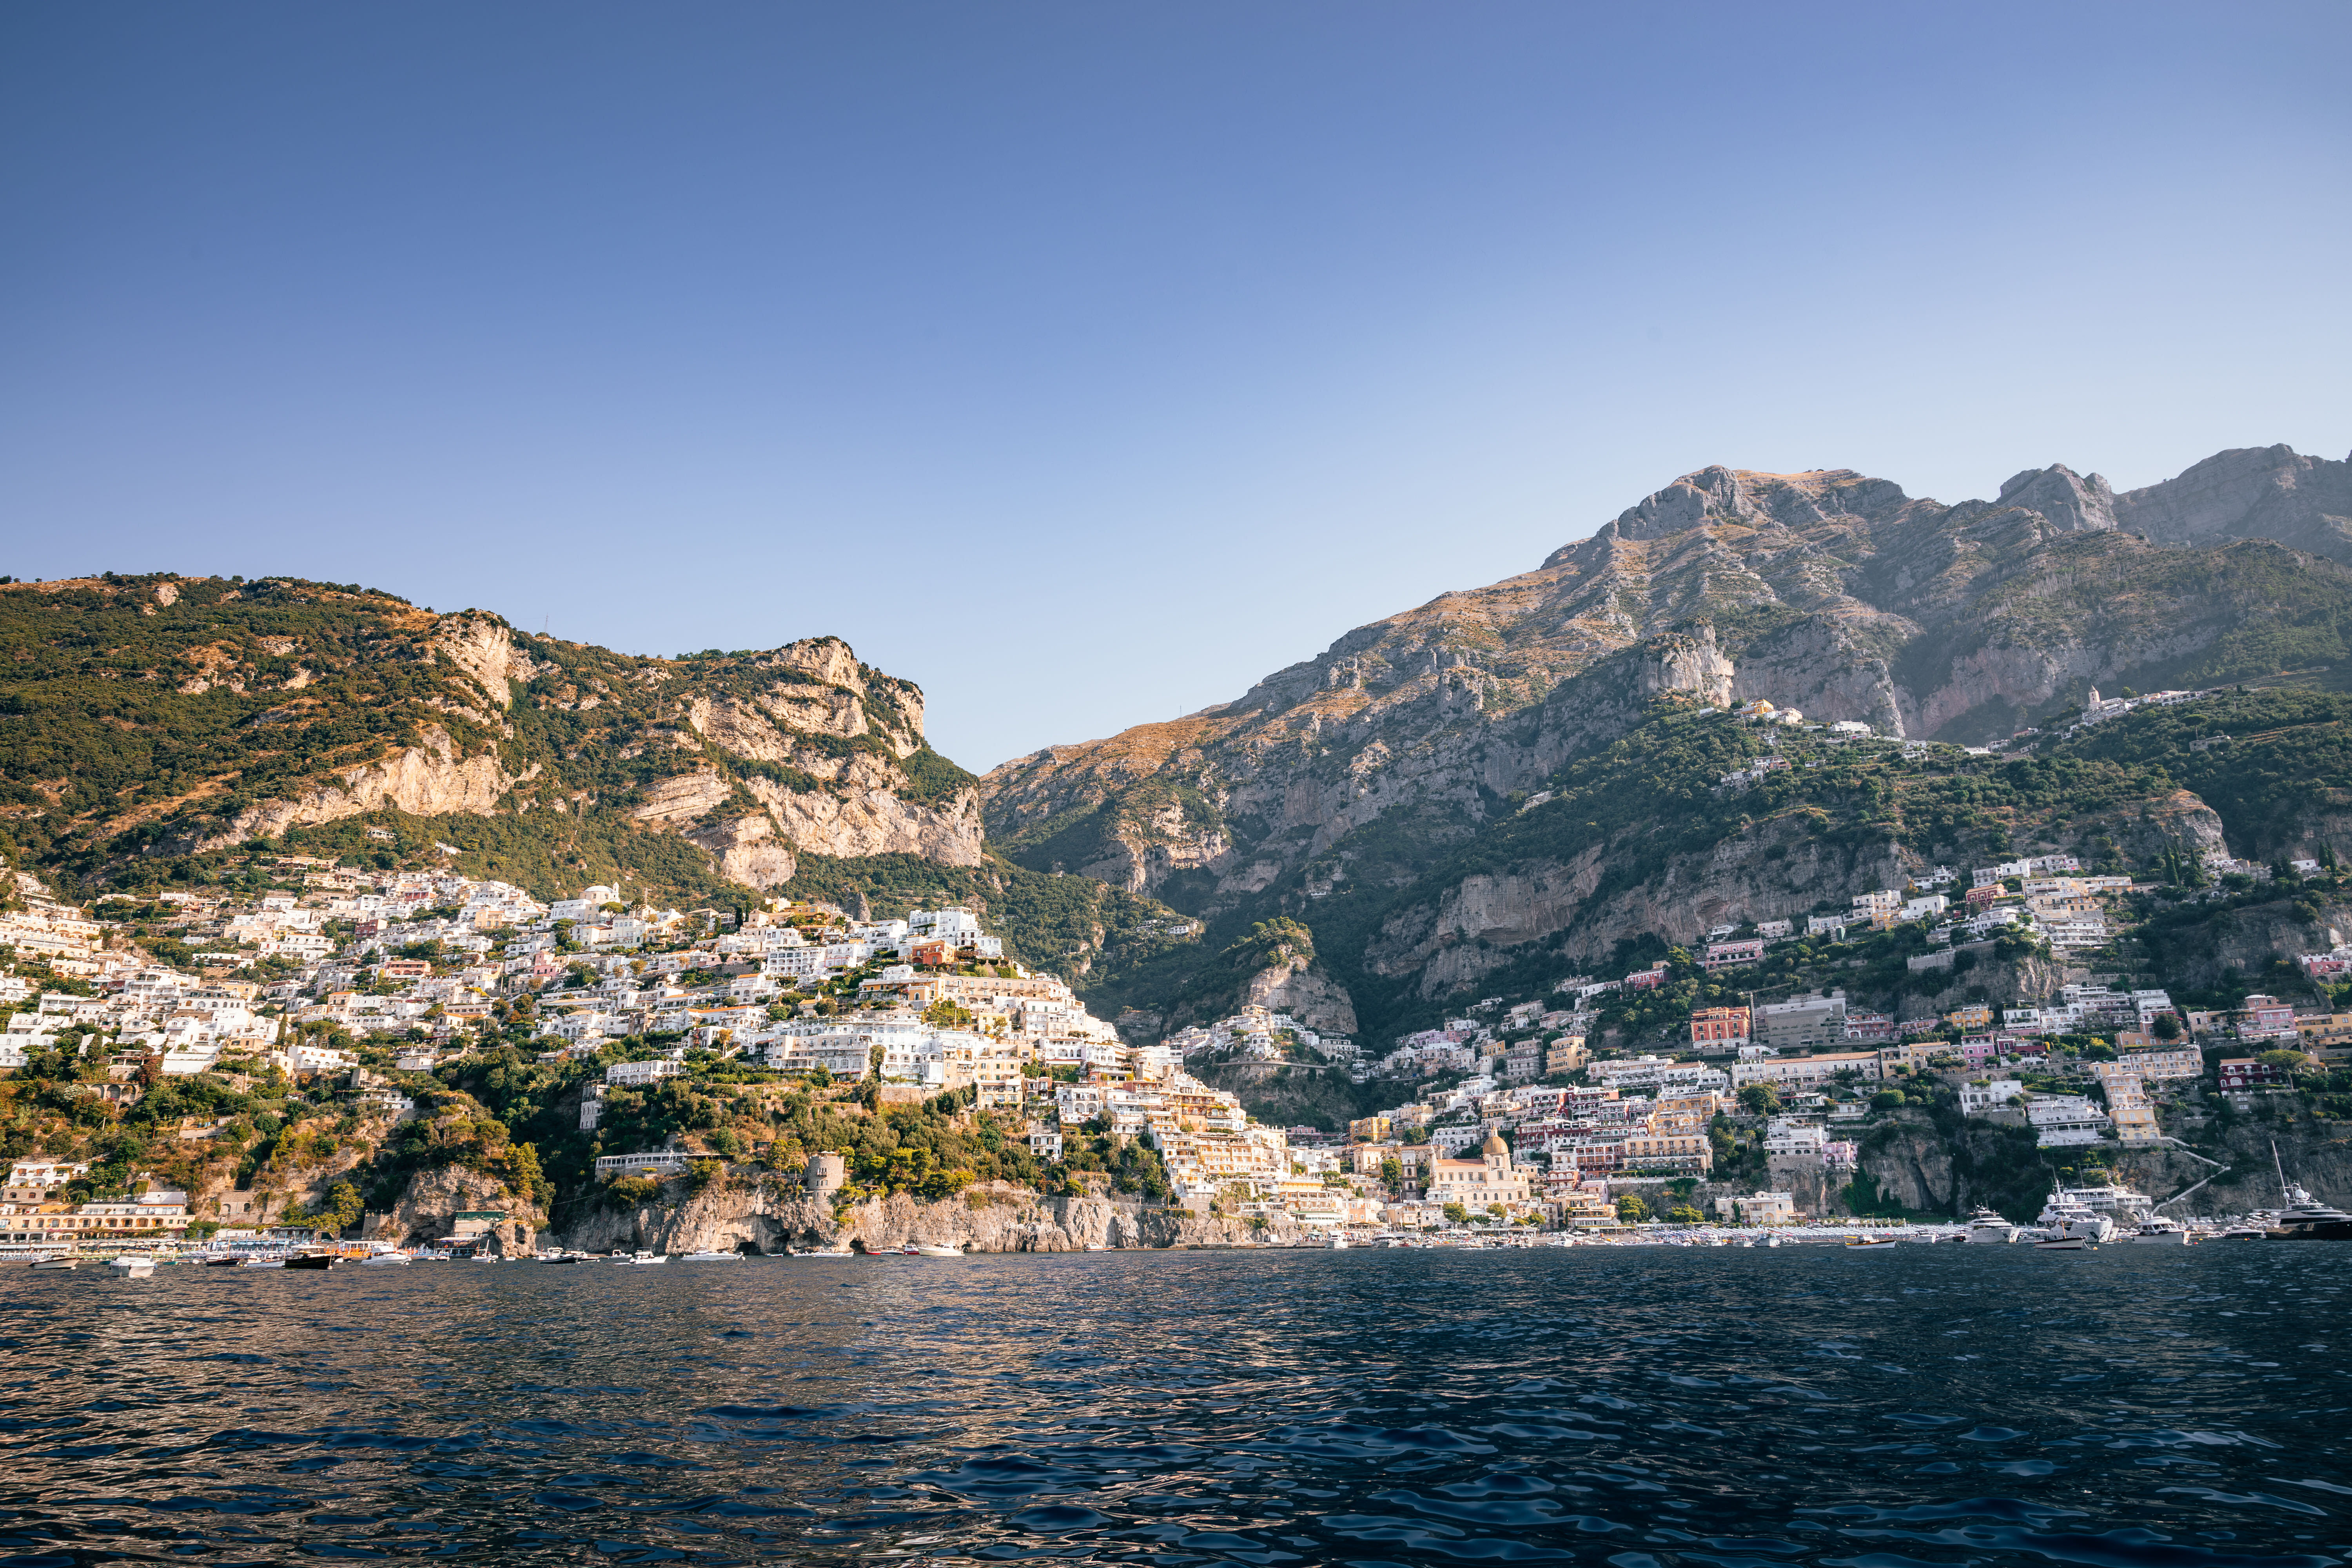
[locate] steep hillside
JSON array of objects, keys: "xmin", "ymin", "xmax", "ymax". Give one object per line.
[
  {"xmin": 985, "ymin": 443, "xmax": 2352, "ymax": 1040},
  {"xmin": 0, "ymin": 573, "xmax": 1184, "ymax": 989}
]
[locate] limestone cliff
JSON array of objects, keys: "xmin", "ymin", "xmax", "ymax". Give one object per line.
[{"xmin": 364, "ymin": 1165, "xmax": 546, "ymax": 1254}]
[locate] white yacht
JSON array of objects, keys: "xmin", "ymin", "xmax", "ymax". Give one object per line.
[
  {"xmin": 2265, "ymin": 1143, "xmax": 2352, "ymax": 1240},
  {"xmin": 2125, "ymin": 1216, "xmax": 2193, "ymax": 1245},
  {"xmin": 2034, "ymin": 1191, "xmax": 2116, "ymax": 1245},
  {"xmin": 1963, "ymin": 1207, "xmax": 2021, "ymax": 1243},
  {"xmin": 681, "ymin": 1249, "xmax": 743, "ymax": 1261},
  {"xmin": 2050, "ymin": 1177, "xmax": 2155, "ymax": 1223},
  {"xmin": 108, "ymin": 1255, "xmax": 156, "ymax": 1276}
]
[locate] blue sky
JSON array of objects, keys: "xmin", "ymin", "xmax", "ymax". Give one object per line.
[{"xmin": 5, "ymin": 4, "xmax": 2349, "ymax": 771}]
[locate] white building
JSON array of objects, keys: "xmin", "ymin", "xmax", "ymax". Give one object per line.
[
  {"xmin": 2027, "ymin": 1095, "xmax": 2113, "ymax": 1147},
  {"xmin": 1959, "ymin": 1078, "xmax": 2024, "ymax": 1114},
  {"xmin": 606, "ymin": 1058, "xmax": 685, "ymax": 1087}
]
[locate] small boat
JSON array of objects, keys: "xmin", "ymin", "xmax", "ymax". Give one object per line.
[
  {"xmin": 359, "ymin": 1251, "xmax": 412, "ymax": 1266},
  {"xmin": 681, "ymin": 1249, "xmax": 743, "ymax": 1261},
  {"xmin": 1844, "ymin": 1235, "xmax": 1898, "ymax": 1248},
  {"xmin": 283, "ymin": 1254, "xmax": 336, "ymax": 1270},
  {"xmin": 2126, "ymin": 1217, "xmax": 2194, "ymax": 1245},
  {"xmin": 609, "ymin": 1250, "xmax": 668, "ymax": 1265},
  {"xmin": 241, "ymin": 1257, "xmax": 287, "ymax": 1269},
  {"xmin": 202, "ymin": 1255, "xmax": 245, "ymax": 1267},
  {"xmin": 539, "ymin": 1251, "xmax": 583, "ymax": 1265},
  {"xmin": 1325, "ymin": 1235, "xmax": 1349, "ymax": 1250},
  {"xmin": 31, "ymin": 1257, "xmax": 78, "ymax": 1270},
  {"xmin": 909, "ymin": 1243, "xmax": 964, "ymax": 1258},
  {"xmin": 1083, "ymin": 1243, "xmax": 1107, "ymax": 1252},
  {"xmin": 108, "ymin": 1256, "xmax": 156, "ymax": 1276},
  {"xmin": 2033, "ymin": 1235, "xmax": 2092, "ymax": 1250},
  {"xmin": 790, "ymin": 1246, "xmax": 855, "ymax": 1258}
]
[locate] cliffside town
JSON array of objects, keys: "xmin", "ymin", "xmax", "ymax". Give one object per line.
[{"xmin": 7, "ymin": 441, "xmax": 2352, "ymax": 1245}]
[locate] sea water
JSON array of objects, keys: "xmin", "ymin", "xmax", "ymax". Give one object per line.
[{"xmin": 2, "ymin": 1246, "xmax": 2345, "ymax": 1565}]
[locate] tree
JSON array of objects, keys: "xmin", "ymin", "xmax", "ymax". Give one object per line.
[
  {"xmin": 1665, "ymin": 1204, "xmax": 1704, "ymax": 1223},
  {"xmin": 1615, "ymin": 1193, "xmax": 1649, "ymax": 1223},
  {"xmin": 1738, "ymin": 1083, "xmax": 1780, "ymax": 1116},
  {"xmin": 1442, "ymin": 1201, "xmax": 1469, "ymax": 1225},
  {"xmin": 1379, "ymin": 1156, "xmax": 1403, "ymax": 1192},
  {"xmin": 2151, "ymin": 1012, "xmax": 2182, "ymax": 1041}
]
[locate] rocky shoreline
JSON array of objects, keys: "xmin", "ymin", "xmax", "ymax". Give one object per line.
[{"xmin": 550, "ymin": 1179, "xmax": 1292, "ymax": 1256}]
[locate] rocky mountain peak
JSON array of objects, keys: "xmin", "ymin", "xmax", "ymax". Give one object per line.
[
  {"xmin": 2114, "ymin": 443, "xmax": 2352, "ymax": 561},
  {"xmin": 1994, "ymin": 463, "xmax": 2118, "ymax": 534}
]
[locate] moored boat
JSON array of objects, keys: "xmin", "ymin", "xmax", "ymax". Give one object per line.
[
  {"xmin": 910, "ymin": 1243, "xmax": 964, "ymax": 1257},
  {"xmin": 2126, "ymin": 1217, "xmax": 2194, "ymax": 1245},
  {"xmin": 680, "ymin": 1249, "xmax": 743, "ymax": 1261},
  {"xmin": 1844, "ymin": 1235, "xmax": 1898, "ymax": 1248},
  {"xmin": 107, "ymin": 1255, "xmax": 156, "ymax": 1276},
  {"xmin": 283, "ymin": 1253, "xmax": 336, "ymax": 1270},
  {"xmin": 1963, "ymin": 1207, "xmax": 2020, "ymax": 1244},
  {"xmin": 2266, "ymin": 1143, "xmax": 2352, "ymax": 1239}
]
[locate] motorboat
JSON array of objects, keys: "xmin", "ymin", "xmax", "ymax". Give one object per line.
[
  {"xmin": 30, "ymin": 1256, "xmax": 77, "ymax": 1270},
  {"xmin": 107, "ymin": 1256, "xmax": 156, "ymax": 1276},
  {"xmin": 2265, "ymin": 1143, "xmax": 2352, "ymax": 1239},
  {"xmin": 790, "ymin": 1246, "xmax": 855, "ymax": 1258},
  {"xmin": 283, "ymin": 1254, "xmax": 336, "ymax": 1270},
  {"xmin": 1844, "ymin": 1235, "xmax": 1898, "ymax": 1248},
  {"xmin": 2126, "ymin": 1216, "xmax": 2194, "ymax": 1245},
  {"xmin": 1325, "ymin": 1235, "xmax": 1349, "ymax": 1249},
  {"xmin": 2033, "ymin": 1234, "xmax": 2094, "ymax": 1250},
  {"xmin": 609, "ymin": 1250, "xmax": 667, "ymax": 1265},
  {"xmin": 909, "ymin": 1243, "xmax": 964, "ymax": 1258},
  {"xmin": 2049, "ymin": 1176, "xmax": 2157, "ymax": 1223},
  {"xmin": 2035, "ymin": 1190, "xmax": 2117, "ymax": 1245},
  {"xmin": 680, "ymin": 1249, "xmax": 743, "ymax": 1261},
  {"xmin": 539, "ymin": 1251, "xmax": 583, "ymax": 1264},
  {"xmin": 1963, "ymin": 1207, "xmax": 2021, "ymax": 1244},
  {"xmin": 359, "ymin": 1250, "xmax": 412, "ymax": 1266}
]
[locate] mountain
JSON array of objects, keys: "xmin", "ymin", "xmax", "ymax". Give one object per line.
[
  {"xmin": 0, "ymin": 574, "xmax": 1180, "ymax": 982},
  {"xmin": 982, "ymin": 443, "xmax": 2352, "ymax": 1039}
]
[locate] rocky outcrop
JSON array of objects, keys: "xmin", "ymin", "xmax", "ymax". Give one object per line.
[
  {"xmin": 743, "ymin": 773, "xmax": 987, "ymax": 865},
  {"xmin": 684, "ymin": 813, "xmax": 798, "ymax": 889},
  {"xmin": 428, "ymin": 613, "xmax": 543, "ymax": 709},
  {"xmin": 1365, "ymin": 816, "xmax": 1910, "ymax": 997},
  {"xmin": 1241, "ymin": 953, "xmax": 1358, "ymax": 1034},
  {"xmin": 364, "ymin": 1164, "xmax": 545, "ymax": 1254},
  {"xmin": 555, "ymin": 1177, "xmax": 1294, "ymax": 1254},
  {"xmin": 1640, "ymin": 625, "xmax": 1735, "ymax": 706},
  {"xmin": 2144, "ymin": 895, "xmax": 2352, "ymax": 990},
  {"xmin": 202, "ymin": 724, "xmax": 524, "ymax": 851}
]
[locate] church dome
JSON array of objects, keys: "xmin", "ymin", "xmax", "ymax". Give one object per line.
[{"xmin": 1481, "ymin": 1132, "xmax": 1508, "ymax": 1158}]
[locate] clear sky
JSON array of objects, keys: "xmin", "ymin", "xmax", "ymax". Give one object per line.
[{"xmin": 5, "ymin": 4, "xmax": 2349, "ymax": 772}]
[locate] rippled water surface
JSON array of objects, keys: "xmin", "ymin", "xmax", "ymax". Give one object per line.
[{"xmin": 4, "ymin": 1246, "xmax": 2349, "ymax": 1566}]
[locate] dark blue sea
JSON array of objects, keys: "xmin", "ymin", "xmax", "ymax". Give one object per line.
[{"xmin": 4, "ymin": 1245, "xmax": 2347, "ymax": 1566}]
